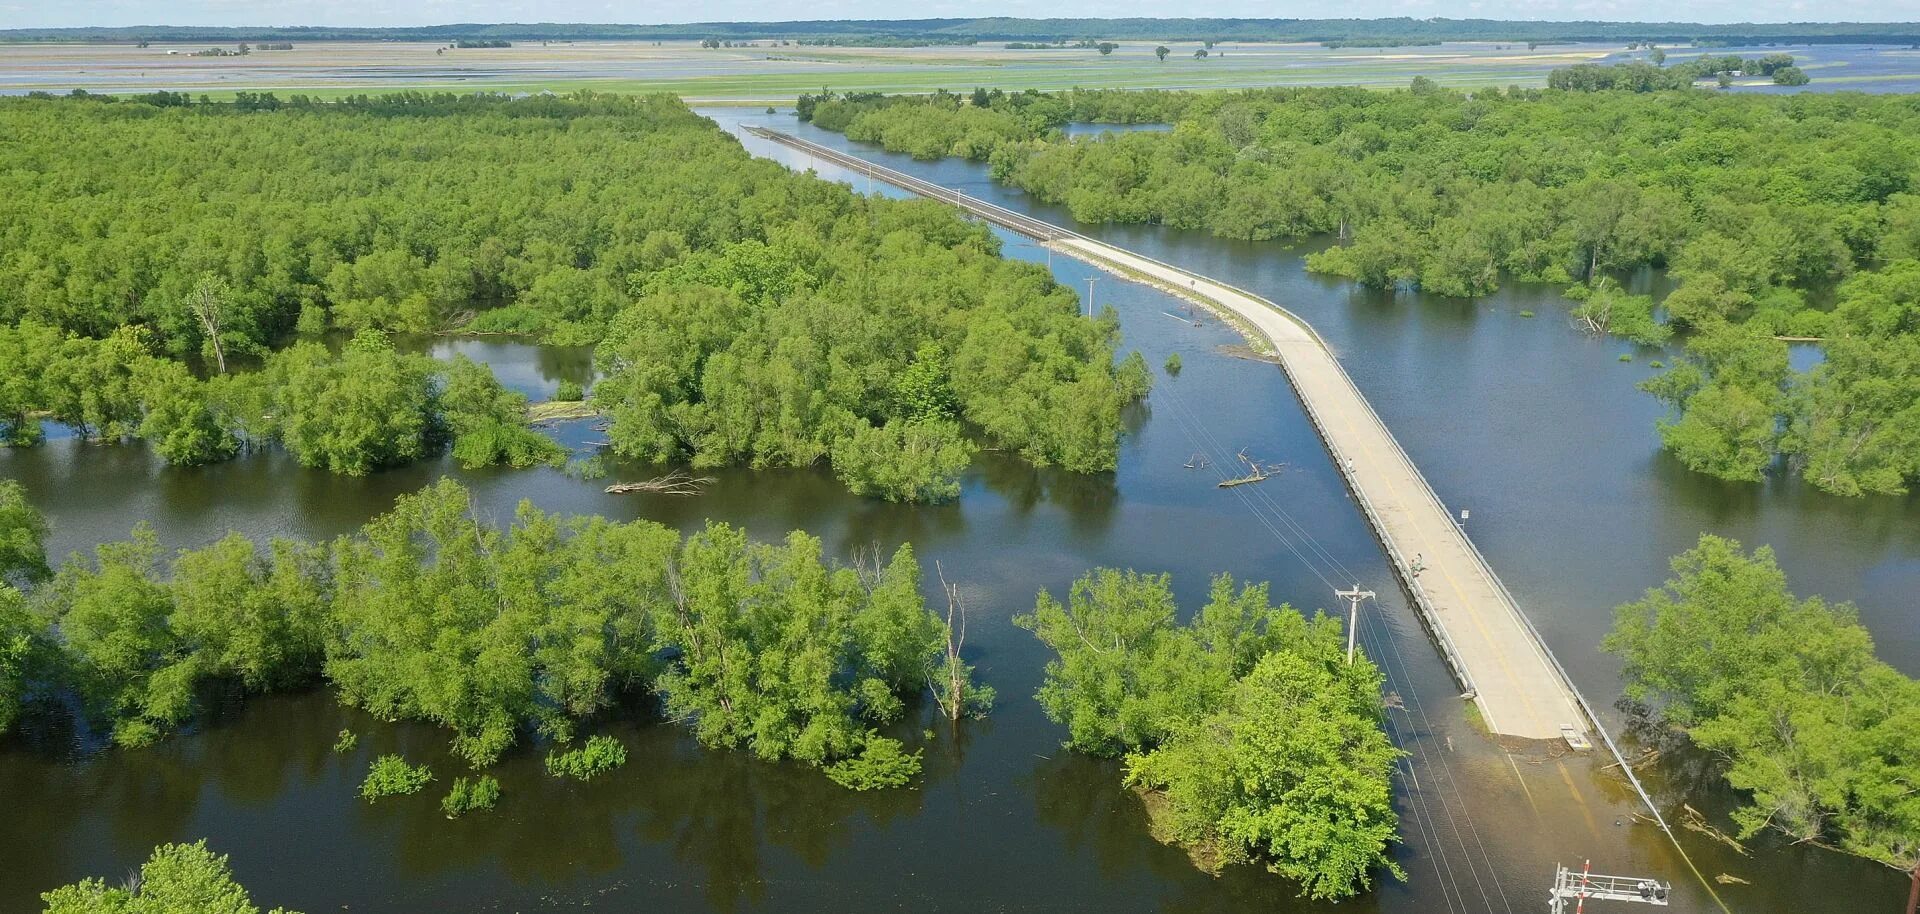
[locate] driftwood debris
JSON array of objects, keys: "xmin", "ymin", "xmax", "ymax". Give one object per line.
[
  {"xmin": 528, "ymin": 400, "xmax": 599, "ymax": 423},
  {"xmin": 1217, "ymin": 450, "xmax": 1285, "ymax": 488},
  {"xmin": 604, "ymin": 471, "xmax": 712, "ymax": 496},
  {"xmin": 1680, "ymin": 803, "xmax": 1751, "ymax": 856}
]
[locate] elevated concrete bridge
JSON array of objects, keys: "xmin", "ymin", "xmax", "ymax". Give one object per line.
[{"xmin": 746, "ymin": 125, "xmax": 1591, "ymax": 744}]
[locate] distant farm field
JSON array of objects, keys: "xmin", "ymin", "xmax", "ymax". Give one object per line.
[{"xmin": 6, "ymin": 39, "xmax": 1917, "ymax": 100}]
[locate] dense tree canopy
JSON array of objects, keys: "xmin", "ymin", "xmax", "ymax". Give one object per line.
[
  {"xmin": 1017, "ymin": 569, "xmax": 1401, "ymax": 898},
  {"xmin": 0, "ymin": 478, "xmax": 978, "ymax": 788},
  {"xmin": 0, "ymin": 322, "xmax": 561, "ymax": 475},
  {"xmin": 1606, "ymin": 536, "xmax": 1920, "ymax": 882},
  {"xmin": 1, "ymin": 91, "xmax": 1145, "ymax": 500},
  {"xmin": 806, "ymin": 85, "xmax": 1920, "ymax": 495}
]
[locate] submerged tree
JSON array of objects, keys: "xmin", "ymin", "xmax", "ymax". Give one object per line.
[
  {"xmin": 1606, "ymin": 535, "xmax": 1920, "ymax": 903},
  {"xmin": 328, "ymin": 478, "xmax": 673, "ymax": 766},
  {"xmin": 1019, "ymin": 569, "xmax": 1401, "ymax": 897},
  {"xmin": 650, "ymin": 527, "xmax": 970, "ymax": 788},
  {"xmin": 41, "ymin": 840, "xmax": 302, "ymax": 914}
]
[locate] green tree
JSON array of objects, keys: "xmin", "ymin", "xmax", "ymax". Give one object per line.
[
  {"xmin": 1782, "ymin": 263, "xmax": 1920, "ymax": 494},
  {"xmin": 830, "ymin": 419, "xmax": 975, "ymax": 503},
  {"xmin": 42, "ymin": 327, "xmax": 154, "ymax": 441},
  {"xmin": 648, "ymin": 522, "xmax": 961, "ymax": 784},
  {"xmin": 0, "ymin": 323, "xmax": 62, "ymax": 446},
  {"xmin": 1016, "ymin": 570, "xmax": 1307, "ymax": 756},
  {"xmin": 1125, "ymin": 649, "xmax": 1404, "ymax": 899},
  {"xmin": 274, "ymin": 333, "xmax": 438, "ymax": 475},
  {"xmin": 41, "ymin": 840, "xmax": 301, "ymax": 914},
  {"xmin": 1605, "ymin": 535, "xmax": 1920, "ymax": 896},
  {"xmin": 0, "ymin": 585, "xmax": 47, "ymax": 735},
  {"xmin": 167, "ymin": 534, "xmax": 330, "ymax": 692},
  {"xmin": 1155, "ymin": 45, "xmax": 1170, "ymax": 62},
  {"xmin": 439, "ymin": 354, "xmax": 564, "ymax": 469},
  {"xmin": 441, "ymin": 775, "xmax": 501, "ymax": 817},
  {"xmin": 328, "ymin": 479, "xmax": 674, "ymax": 766},
  {"xmin": 136, "ymin": 360, "xmax": 239, "ymax": 466},
  {"xmin": 184, "ymin": 273, "xmax": 233, "ymax": 374},
  {"xmin": 1641, "ymin": 323, "xmax": 1790, "ymax": 482},
  {"xmin": 360, "ymin": 754, "xmax": 433, "ymax": 800},
  {"xmin": 544, "ymin": 735, "xmax": 628, "ymax": 780},
  {"xmin": 37, "ymin": 526, "xmax": 184, "ymax": 746},
  {"xmin": 1021, "ymin": 569, "xmax": 1399, "ymax": 893},
  {"xmin": 1784, "ymin": 335, "xmax": 1920, "ymax": 495},
  {"xmin": 1569, "ymin": 278, "xmax": 1670, "ymax": 344},
  {"xmin": 0, "ymin": 479, "xmax": 51, "ymax": 586}
]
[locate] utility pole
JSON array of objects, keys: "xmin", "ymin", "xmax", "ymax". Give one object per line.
[
  {"xmin": 1085, "ymin": 276, "xmax": 1098, "ymax": 318},
  {"xmin": 1336, "ymin": 586, "xmax": 1375, "ymax": 664}
]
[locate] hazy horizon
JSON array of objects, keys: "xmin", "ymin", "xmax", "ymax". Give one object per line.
[{"xmin": 8, "ymin": 4, "xmax": 1920, "ymax": 31}]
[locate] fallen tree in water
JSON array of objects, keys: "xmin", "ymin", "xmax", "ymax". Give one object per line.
[{"xmin": 604, "ymin": 471, "xmax": 712, "ymax": 496}]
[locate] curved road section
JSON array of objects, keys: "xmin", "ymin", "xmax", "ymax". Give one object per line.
[{"xmin": 746, "ymin": 125, "xmax": 1589, "ymax": 744}]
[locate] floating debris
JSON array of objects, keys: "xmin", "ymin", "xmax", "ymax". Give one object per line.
[
  {"xmin": 1218, "ymin": 450, "xmax": 1284, "ymax": 488},
  {"xmin": 605, "ymin": 471, "xmax": 713, "ymax": 496},
  {"xmin": 528, "ymin": 400, "xmax": 599, "ymax": 423}
]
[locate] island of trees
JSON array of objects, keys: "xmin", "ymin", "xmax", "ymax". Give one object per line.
[
  {"xmin": 1017, "ymin": 569, "xmax": 1402, "ymax": 899},
  {"xmin": 0, "ymin": 91, "xmax": 1148, "ymax": 501},
  {"xmin": 800, "ymin": 83, "xmax": 1920, "ymax": 497}
]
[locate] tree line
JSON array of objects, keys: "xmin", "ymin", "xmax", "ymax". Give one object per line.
[
  {"xmin": 1606, "ymin": 535, "xmax": 1920, "ymax": 904},
  {"xmin": 802, "ymin": 85, "xmax": 1920, "ymax": 496},
  {"xmin": 800, "ymin": 87, "xmax": 1189, "ymax": 160},
  {"xmin": 1017, "ymin": 569, "xmax": 1401, "ymax": 899},
  {"xmin": 0, "ymin": 477, "xmax": 985, "ymax": 789},
  {"xmin": 1549, "ymin": 53, "xmax": 1808, "ymax": 91},
  {"xmin": 0, "ymin": 324, "xmax": 559, "ymax": 473},
  {"xmin": 0, "ymin": 91, "xmax": 1147, "ymax": 500}
]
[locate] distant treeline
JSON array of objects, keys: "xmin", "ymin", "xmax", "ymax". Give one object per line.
[
  {"xmin": 7, "ymin": 18, "xmax": 1920, "ymax": 46},
  {"xmin": 1551, "ymin": 52, "xmax": 1809, "ymax": 90}
]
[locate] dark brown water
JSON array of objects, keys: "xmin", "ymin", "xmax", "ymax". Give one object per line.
[{"xmin": 0, "ymin": 111, "xmax": 1913, "ymax": 913}]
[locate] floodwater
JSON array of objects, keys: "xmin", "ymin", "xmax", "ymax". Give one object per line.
[
  {"xmin": 6, "ymin": 39, "xmax": 1918, "ymax": 98},
  {"xmin": 0, "ymin": 111, "xmax": 1914, "ymax": 913}
]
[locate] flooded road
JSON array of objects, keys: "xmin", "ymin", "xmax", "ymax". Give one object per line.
[{"xmin": 0, "ymin": 110, "xmax": 1912, "ymax": 913}]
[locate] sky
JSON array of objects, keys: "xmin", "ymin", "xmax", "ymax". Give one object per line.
[{"xmin": 7, "ymin": 0, "xmax": 1920, "ymax": 29}]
